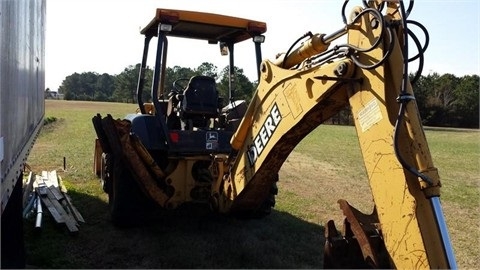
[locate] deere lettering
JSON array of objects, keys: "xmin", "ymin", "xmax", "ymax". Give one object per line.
[{"xmin": 247, "ymin": 103, "xmax": 282, "ymax": 166}]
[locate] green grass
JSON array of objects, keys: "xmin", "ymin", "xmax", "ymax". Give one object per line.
[
  {"xmin": 25, "ymin": 100, "xmax": 139, "ymax": 268},
  {"xmin": 24, "ymin": 100, "xmax": 479, "ymax": 268},
  {"xmin": 426, "ymin": 130, "xmax": 480, "ymax": 205},
  {"xmin": 422, "ymin": 129, "xmax": 480, "ymax": 267},
  {"xmin": 281, "ymin": 124, "xmax": 480, "ymax": 268}
]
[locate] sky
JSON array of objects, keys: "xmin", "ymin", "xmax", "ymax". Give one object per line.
[{"xmin": 45, "ymin": 0, "xmax": 480, "ymax": 91}]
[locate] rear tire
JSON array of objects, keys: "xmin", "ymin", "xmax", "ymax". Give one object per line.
[{"xmin": 109, "ymin": 158, "xmax": 153, "ymax": 227}]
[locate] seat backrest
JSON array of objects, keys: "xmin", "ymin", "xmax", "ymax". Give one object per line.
[{"xmin": 182, "ymin": 76, "xmax": 219, "ymax": 118}]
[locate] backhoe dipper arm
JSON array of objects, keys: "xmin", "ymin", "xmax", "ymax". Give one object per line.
[{"xmin": 216, "ymin": 1, "xmax": 456, "ymax": 269}]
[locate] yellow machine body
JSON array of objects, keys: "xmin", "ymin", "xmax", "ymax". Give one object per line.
[{"xmin": 92, "ymin": 2, "xmax": 456, "ymax": 268}]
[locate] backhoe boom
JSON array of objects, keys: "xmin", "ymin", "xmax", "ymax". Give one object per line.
[{"xmin": 215, "ymin": 1, "xmax": 456, "ymax": 268}]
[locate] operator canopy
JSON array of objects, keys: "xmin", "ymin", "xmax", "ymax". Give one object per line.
[{"xmin": 140, "ymin": 8, "xmax": 267, "ymax": 44}]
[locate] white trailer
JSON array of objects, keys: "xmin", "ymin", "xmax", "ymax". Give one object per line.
[{"xmin": 1, "ymin": 0, "xmax": 46, "ymax": 267}]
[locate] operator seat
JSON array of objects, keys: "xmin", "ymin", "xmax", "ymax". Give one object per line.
[{"xmin": 180, "ymin": 75, "xmax": 219, "ymax": 129}]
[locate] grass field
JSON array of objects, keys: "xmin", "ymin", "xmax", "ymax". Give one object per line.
[{"xmin": 24, "ymin": 100, "xmax": 479, "ymax": 268}]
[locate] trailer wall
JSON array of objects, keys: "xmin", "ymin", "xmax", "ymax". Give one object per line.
[{"xmin": 0, "ymin": 0, "xmax": 46, "ymax": 213}]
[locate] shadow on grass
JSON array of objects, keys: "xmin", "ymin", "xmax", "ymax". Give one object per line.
[{"xmin": 24, "ymin": 189, "xmax": 326, "ymax": 269}]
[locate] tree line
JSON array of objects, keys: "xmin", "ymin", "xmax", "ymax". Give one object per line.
[
  {"xmin": 413, "ymin": 73, "xmax": 478, "ymax": 128},
  {"xmin": 57, "ymin": 62, "xmax": 255, "ymax": 106},
  {"xmin": 56, "ymin": 64, "xmax": 479, "ymax": 128}
]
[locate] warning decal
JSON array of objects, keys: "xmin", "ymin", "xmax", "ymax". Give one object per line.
[{"xmin": 358, "ymin": 99, "xmax": 382, "ymax": 132}]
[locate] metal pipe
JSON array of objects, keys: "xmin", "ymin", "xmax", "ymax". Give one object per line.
[
  {"xmin": 273, "ymin": 26, "xmax": 347, "ymax": 69},
  {"xmin": 152, "ymin": 28, "xmax": 165, "ymax": 114},
  {"xmin": 137, "ymin": 35, "xmax": 153, "ymax": 114},
  {"xmin": 22, "ymin": 193, "xmax": 36, "ymax": 218},
  {"xmin": 35, "ymin": 196, "xmax": 43, "ymax": 230},
  {"xmin": 228, "ymin": 43, "xmax": 235, "ymax": 102},
  {"xmin": 322, "ymin": 26, "xmax": 348, "ymax": 45},
  {"xmin": 151, "ymin": 25, "xmax": 171, "ymax": 147},
  {"xmin": 159, "ymin": 37, "xmax": 168, "ymax": 100},
  {"xmin": 254, "ymin": 40, "xmax": 263, "ymax": 81},
  {"xmin": 430, "ymin": 197, "xmax": 457, "ymax": 269}
]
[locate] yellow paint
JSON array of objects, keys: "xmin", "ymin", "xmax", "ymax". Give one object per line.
[{"xmin": 221, "ymin": 2, "xmax": 450, "ymax": 268}]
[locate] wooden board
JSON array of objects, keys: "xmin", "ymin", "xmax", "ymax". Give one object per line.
[
  {"xmin": 38, "ymin": 192, "xmax": 65, "ymax": 224},
  {"xmin": 31, "ymin": 170, "xmax": 83, "ymax": 233},
  {"xmin": 45, "ymin": 188, "xmax": 78, "ymax": 233}
]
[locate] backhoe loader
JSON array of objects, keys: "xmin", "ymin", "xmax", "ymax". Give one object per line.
[{"xmin": 92, "ymin": 1, "xmax": 457, "ymax": 268}]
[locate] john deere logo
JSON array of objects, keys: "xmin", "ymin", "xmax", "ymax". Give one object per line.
[
  {"xmin": 206, "ymin": 131, "xmax": 218, "ymax": 150},
  {"xmin": 247, "ymin": 103, "xmax": 282, "ymax": 166}
]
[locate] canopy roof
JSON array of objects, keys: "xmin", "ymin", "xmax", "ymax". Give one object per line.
[{"xmin": 140, "ymin": 8, "xmax": 267, "ymax": 43}]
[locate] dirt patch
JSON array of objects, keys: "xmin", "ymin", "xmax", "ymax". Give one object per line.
[{"xmin": 279, "ymin": 151, "xmax": 374, "ymax": 225}]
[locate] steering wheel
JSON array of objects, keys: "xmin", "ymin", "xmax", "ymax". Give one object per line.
[{"xmin": 172, "ymin": 78, "xmax": 190, "ymax": 93}]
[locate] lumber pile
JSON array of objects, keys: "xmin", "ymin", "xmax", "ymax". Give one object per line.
[{"xmin": 23, "ymin": 170, "xmax": 84, "ymax": 233}]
